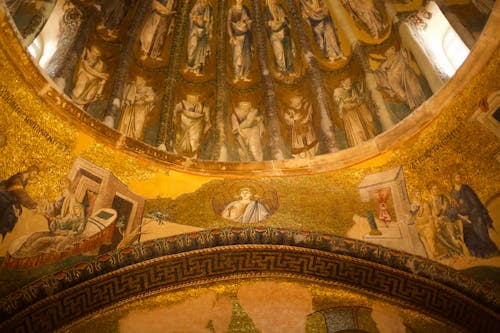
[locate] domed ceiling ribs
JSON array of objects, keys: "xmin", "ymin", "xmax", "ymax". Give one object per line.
[
  {"xmin": 10, "ymin": 0, "xmax": 442, "ymax": 164},
  {"xmin": 208, "ymin": 1, "xmax": 228, "ymax": 160},
  {"xmin": 213, "ymin": 0, "xmax": 230, "ymax": 161},
  {"xmin": 45, "ymin": 2, "xmax": 88, "ymax": 83},
  {"xmin": 288, "ymin": 0, "xmax": 340, "ymax": 153},
  {"xmin": 102, "ymin": 0, "xmax": 152, "ymax": 128},
  {"xmin": 155, "ymin": 0, "xmax": 192, "ymax": 152},
  {"xmin": 252, "ymin": 0, "xmax": 286, "ymax": 160},
  {"xmin": 347, "ymin": 3, "xmax": 396, "ymax": 132}
]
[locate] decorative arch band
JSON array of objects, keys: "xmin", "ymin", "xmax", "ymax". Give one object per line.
[{"xmin": 0, "ymin": 227, "xmax": 499, "ymax": 332}]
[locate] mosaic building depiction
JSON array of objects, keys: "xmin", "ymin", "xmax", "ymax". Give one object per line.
[{"xmin": 0, "ymin": 0, "xmax": 499, "ymax": 332}]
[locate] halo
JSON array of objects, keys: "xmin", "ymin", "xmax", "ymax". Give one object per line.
[{"xmin": 227, "ymin": 180, "xmax": 265, "ymax": 200}]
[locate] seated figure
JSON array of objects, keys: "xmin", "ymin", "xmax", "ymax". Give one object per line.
[{"xmin": 49, "ymin": 202, "xmax": 85, "ymax": 234}]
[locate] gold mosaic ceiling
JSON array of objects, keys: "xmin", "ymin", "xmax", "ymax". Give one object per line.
[{"xmin": 2, "ymin": 0, "xmax": 491, "ymax": 173}]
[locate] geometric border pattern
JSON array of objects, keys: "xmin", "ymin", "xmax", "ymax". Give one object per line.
[{"xmin": 0, "ymin": 228, "xmax": 499, "ymax": 332}]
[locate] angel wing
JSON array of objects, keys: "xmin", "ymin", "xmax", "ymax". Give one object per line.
[
  {"xmin": 262, "ymin": 190, "xmax": 279, "ymax": 213},
  {"xmin": 211, "ymin": 191, "xmax": 231, "ymax": 215}
]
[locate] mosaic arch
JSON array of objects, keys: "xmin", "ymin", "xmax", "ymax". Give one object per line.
[
  {"xmin": 0, "ymin": 229, "xmax": 499, "ymax": 332},
  {"xmin": 0, "ymin": 1, "xmax": 499, "ymax": 332}
]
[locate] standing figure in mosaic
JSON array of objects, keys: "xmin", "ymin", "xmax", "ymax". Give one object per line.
[
  {"xmin": 173, "ymin": 94, "xmax": 211, "ymax": 158},
  {"xmin": 427, "ymin": 183, "xmax": 467, "ymax": 258},
  {"xmin": 221, "ymin": 187, "xmax": 271, "ymax": 223},
  {"xmin": 333, "ymin": 78, "xmax": 377, "ymax": 147},
  {"xmin": 284, "ymin": 96, "xmax": 318, "ymax": 158},
  {"xmin": 44, "ymin": 178, "xmax": 79, "ymax": 221},
  {"xmin": 300, "ymin": 0, "xmax": 344, "ymax": 61},
  {"xmin": 450, "ymin": 173, "xmax": 499, "ymax": 258},
  {"xmin": 98, "ymin": 0, "xmax": 133, "ymax": 33},
  {"xmin": 343, "ymin": 0, "xmax": 386, "ymax": 39},
  {"xmin": 264, "ymin": 0, "xmax": 294, "ymax": 73},
  {"xmin": 139, "ymin": 0, "xmax": 176, "ymax": 60},
  {"xmin": 49, "ymin": 202, "xmax": 85, "ymax": 234},
  {"xmin": 71, "ymin": 46, "xmax": 109, "ymax": 106},
  {"xmin": 0, "ymin": 166, "xmax": 39, "ymax": 240},
  {"xmin": 228, "ymin": 0, "xmax": 253, "ymax": 82},
  {"xmin": 118, "ymin": 77, "xmax": 156, "ymax": 140},
  {"xmin": 410, "ymin": 190, "xmax": 439, "ymax": 259},
  {"xmin": 374, "ymin": 46, "xmax": 426, "ymax": 110},
  {"xmin": 187, "ymin": 0, "xmax": 213, "ymax": 74},
  {"xmin": 232, "ymin": 101, "xmax": 265, "ymax": 161}
]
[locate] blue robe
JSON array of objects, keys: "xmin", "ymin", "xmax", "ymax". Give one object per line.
[{"xmin": 450, "ymin": 184, "xmax": 499, "ymax": 258}]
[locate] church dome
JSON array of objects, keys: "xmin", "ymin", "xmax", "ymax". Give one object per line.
[
  {"xmin": 4, "ymin": 0, "xmax": 489, "ymax": 175},
  {"xmin": 1, "ymin": 2, "xmax": 499, "ymax": 332}
]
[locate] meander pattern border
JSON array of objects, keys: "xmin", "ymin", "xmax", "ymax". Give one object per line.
[{"xmin": 0, "ymin": 228, "xmax": 499, "ymax": 332}]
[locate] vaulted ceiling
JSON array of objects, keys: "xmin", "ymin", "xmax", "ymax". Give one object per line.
[{"xmin": 0, "ymin": 1, "xmax": 499, "ymax": 332}]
